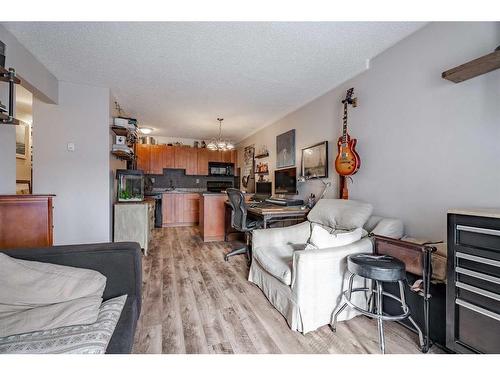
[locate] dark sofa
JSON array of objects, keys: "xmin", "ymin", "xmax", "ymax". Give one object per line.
[{"xmin": 1, "ymin": 242, "xmax": 142, "ymax": 354}]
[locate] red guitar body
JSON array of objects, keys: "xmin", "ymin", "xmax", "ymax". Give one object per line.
[{"xmin": 335, "ymin": 133, "xmax": 360, "ymax": 177}]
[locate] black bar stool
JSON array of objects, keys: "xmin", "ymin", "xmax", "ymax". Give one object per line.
[{"xmin": 331, "ymin": 253, "xmax": 425, "ymax": 354}]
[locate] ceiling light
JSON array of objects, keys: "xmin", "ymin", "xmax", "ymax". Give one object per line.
[
  {"xmin": 139, "ymin": 127, "xmax": 153, "ymax": 135},
  {"xmin": 206, "ymin": 118, "xmax": 234, "ymax": 151}
]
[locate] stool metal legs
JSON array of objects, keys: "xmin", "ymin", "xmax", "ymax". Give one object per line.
[
  {"xmin": 398, "ymin": 281, "xmax": 425, "ymax": 349},
  {"xmin": 376, "ymin": 281, "xmax": 385, "ymax": 354},
  {"xmin": 331, "ymin": 273, "xmax": 425, "ymax": 354}
]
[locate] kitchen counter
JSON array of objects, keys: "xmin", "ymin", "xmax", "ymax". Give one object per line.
[
  {"xmin": 150, "ymin": 188, "xmax": 206, "ymax": 195},
  {"xmin": 200, "ymin": 191, "xmax": 253, "ymax": 196},
  {"xmin": 448, "ymin": 208, "xmax": 500, "ymax": 219}
]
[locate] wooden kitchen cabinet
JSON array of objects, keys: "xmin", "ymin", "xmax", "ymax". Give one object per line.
[
  {"xmin": 197, "ymin": 148, "xmax": 209, "ymax": 176},
  {"xmin": 174, "ymin": 146, "xmax": 189, "ymax": 170},
  {"xmin": 149, "ymin": 145, "xmax": 164, "ymax": 175},
  {"xmin": 174, "ymin": 146, "xmax": 197, "ymax": 175},
  {"xmin": 162, "ymin": 193, "xmax": 200, "ymax": 227},
  {"xmin": 186, "ymin": 149, "xmax": 198, "ymax": 175},
  {"xmin": 183, "ymin": 193, "xmax": 200, "ymax": 223},
  {"xmin": 164, "ymin": 145, "xmax": 175, "ymax": 168},
  {"xmin": 136, "ymin": 144, "xmax": 237, "ymax": 176},
  {"xmin": 136, "ymin": 144, "xmax": 150, "ymax": 173},
  {"xmin": 220, "ymin": 150, "xmax": 232, "ymax": 163},
  {"xmin": 162, "ymin": 193, "xmax": 176, "ymax": 225},
  {"xmin": 208, "ymin": 150, "xmax": 222, "ymax": 163}
]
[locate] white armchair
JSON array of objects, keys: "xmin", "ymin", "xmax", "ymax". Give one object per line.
[{"xmin": 249, "ymin": 199, "xmax": 403, "ymax": 334}]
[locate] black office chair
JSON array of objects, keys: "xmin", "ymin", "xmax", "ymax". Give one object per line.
[{"xmin": 224, "ymin": 188, "xmax": 263, "ymax": 262}]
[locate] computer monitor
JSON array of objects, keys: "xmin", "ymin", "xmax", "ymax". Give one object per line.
[
  {"xmin": 255, "ymin": 181, "xmax": 272, "ymax": 199},
  {"xmin": 274, "ymin": 167, "xmax": 297, "ymax": 195}
]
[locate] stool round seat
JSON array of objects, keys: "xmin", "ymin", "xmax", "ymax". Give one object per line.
[{"xmin": 347, "ymin": 253, "xmax": 406, "ymax": 282}]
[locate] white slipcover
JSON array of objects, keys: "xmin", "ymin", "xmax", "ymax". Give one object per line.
[{"xmin": 249, "ymin": 199, "xmax": 404, "ymax": 334}]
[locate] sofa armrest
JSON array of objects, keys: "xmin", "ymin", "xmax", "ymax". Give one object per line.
[
  {"xmin": 252, "ymin": 221, "xmax": 311, "ymax": 250},
  {"xmin": 290, "ymin": 237, "xmax": 373, "ymax": 332},
  {"xmin": 1, "ymin": 242, "xmax": 142, "ymax": 315}
]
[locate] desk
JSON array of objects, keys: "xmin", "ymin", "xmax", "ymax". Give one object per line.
[{"xmin": 224, "ymin": 201, "xmax": 309, "ymax": 240}]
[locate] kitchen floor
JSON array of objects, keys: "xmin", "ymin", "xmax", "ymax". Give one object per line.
[{"xmin": 132, "ymin": 226, "xmax": 444, "ymax": 354}]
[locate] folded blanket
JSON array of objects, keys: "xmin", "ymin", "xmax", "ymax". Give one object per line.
[{"xmin": 0, "ymin": 253, "xmax": 106, "ymax": 337}]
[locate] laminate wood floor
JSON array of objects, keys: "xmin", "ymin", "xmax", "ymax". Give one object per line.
[{"xmin": 132, "ymin": 227, "xmax": 443, "ymax": 354}]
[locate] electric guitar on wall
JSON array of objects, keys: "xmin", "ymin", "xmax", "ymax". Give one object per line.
[{"xmin": 335, "ymin": 88, "xmax": 360, "ymax": 177}]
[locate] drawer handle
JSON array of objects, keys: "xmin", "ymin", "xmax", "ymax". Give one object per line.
[
  {"xmin": 456, "ymin": 266, "xmax": 500, "ymax": 285},
  {"xmin": 456, "ymin": 298, "xmax": 500, "ymax": 323},
  {"xmin": 456, "ymin": 281, "xmax": 500, "ymax": 302},
  {"xmin": 456, "ymin": 252, "xmax": 500, "ymax": 269},
  {"xmin": 457, "ymin": 224, "xmax": 500, "ymax": 237}
]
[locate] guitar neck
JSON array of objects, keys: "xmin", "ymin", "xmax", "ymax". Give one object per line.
[{"xmin": 342, "ymin": 102, "xmax": 348, "ymax": 143}]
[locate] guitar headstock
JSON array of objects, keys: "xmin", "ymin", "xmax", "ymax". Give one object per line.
[{"xmin": 342, "ymin": 88, "xmax": 357, "ymax": 106}]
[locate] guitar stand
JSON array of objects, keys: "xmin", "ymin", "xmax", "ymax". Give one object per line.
[{"xmin": 339, "ymin": 175, "xmax": 354, "ymax": 199}]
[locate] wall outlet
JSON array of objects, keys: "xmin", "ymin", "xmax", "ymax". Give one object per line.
[
  {"xmin": 67, "ymin": 142, "xmax": 75, "ymax": 152},
  {"xmin": 151, "ymin": 177, "xmax": 155, "ymax": 183},
  {"xmin": 196, "ymin": 179, "xmax": 200, "ymax": 184}
]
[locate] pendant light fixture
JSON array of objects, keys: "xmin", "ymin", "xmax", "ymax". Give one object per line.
[{"xmin": 206, "ymin": 118, "xmax": 234, "ymax": 151}]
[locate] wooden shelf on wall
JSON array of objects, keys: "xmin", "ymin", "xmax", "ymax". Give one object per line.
[
  {"xmin": 0, "ymin": 112, "xmax": 20, "ymax": 125},
  {"xmin": 254, "ymin": 152, "xmax": 269, "ymax": 159},
  {"xmin": 111, "ymin": 149, "xmax": 135, "ymax": 161},
  {"xmin": 0, "ymin": 66, "xmax": 21, "ymax": 84},
  {"xmin": 442, "ymin": 49, "xmax": 500, "ymax": 83}
]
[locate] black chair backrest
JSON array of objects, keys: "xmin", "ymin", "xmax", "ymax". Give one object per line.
[{"xmin": 226, "ymin": 188, "xmax": 248, "ymax": 232}]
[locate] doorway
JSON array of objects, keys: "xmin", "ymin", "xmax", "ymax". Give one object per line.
[{"xmin": 15, "ymin": 85, "xmax": 33, "ymax": 194}]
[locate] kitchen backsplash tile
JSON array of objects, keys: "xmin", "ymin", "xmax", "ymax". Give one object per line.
[{"xmin": 148, "ymin": 169, "xmax": 238, "ymax": 189}]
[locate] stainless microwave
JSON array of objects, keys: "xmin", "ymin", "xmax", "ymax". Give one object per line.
[{"xmin": 208, "ymin": 162, "xmax": 234, "ymax": 176}]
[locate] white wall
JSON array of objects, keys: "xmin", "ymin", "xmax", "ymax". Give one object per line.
[
  {"xmin": 238, "ymin": 22, "xmax": 500, "ymax": 239},
  {"xmin": 0, "ymin": 24, "xmax": 58, "ymax": 194},
  {"xmin": 33, "ymin": 81, "xmax": 111, "ymax": 245}
]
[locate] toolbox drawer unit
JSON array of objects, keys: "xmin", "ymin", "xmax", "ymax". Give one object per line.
[{"xmin": 447, "ymin": 210, "xmax": 500, "ymax": 354}]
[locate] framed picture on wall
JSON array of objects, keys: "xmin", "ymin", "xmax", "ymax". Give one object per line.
[
  {"xmin": 15, "ymin": 122, "xmax": 29, "ymax": 159},
  {"xmin": 276, "ymin": 129, "xmax": 295, "ymax": 169},
  {"xmin": 301, "ymin": 141, "xmax": 328, "ymax": 179}
]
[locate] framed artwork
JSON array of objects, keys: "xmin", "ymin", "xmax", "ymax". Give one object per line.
[
  {"xmin": 276, "ymin": 129, "xmax": 295, "ymax": 169},
  {"xmin": 301, "ymin": 141, "xmax": 328, "ymax": 179},
  {"xmin": 16, "ymin": 123, "xmax": 29, "ymax": 159}
]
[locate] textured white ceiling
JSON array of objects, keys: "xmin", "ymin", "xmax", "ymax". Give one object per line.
[{"xmin": 3, "ymin": 22, "xmax": 426, "ymax": 141}]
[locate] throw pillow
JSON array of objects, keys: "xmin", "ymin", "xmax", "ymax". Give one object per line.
[
  {"xmin": 0, "ymin": 253, "xmax": 106, "ymax": 335},
  {"xmin": 307, "ymin": 199, "xmax": 373, "ymax": 230},
  {"xmin": 0, "ymin": 295, "xmax": 127, "ymax": 354},
  {"xmin": 309, "ymin": 225, "xmax": 363, "ymax": 249}
]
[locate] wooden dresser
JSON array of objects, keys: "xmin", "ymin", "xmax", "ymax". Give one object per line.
[
  {"xmin": 447, "ymin": 209, "xmax": 500, "ymax": 353},
  {"xmin": 0, "ymin": 195, "xmax": 55, "ymax": 249}
]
